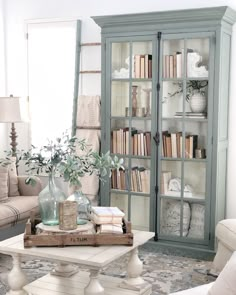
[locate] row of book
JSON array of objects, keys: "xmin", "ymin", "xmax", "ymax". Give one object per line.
[
  {"xmin": 130, "ymin": 167, "xmax": 150, "ymax": 193},
  {"xmin": 134, "ymin": 54, "xmax": 152, "ymax": 79},
  {"xmin": 111, "ymin": 167, "xmax": 150, "ymax": 193},
  {"xmin": 111, "ymin": 169, "xmax": 129, "ymax": 191},
  {"xmin": 162, "ymin": 131, "xmax": 198, "ymax": 159},
  {"xmin": 163, "ymin": 49, "xmax": 199, "ymax": 79},
  {"xmin": 111, "ymin": 128, "xmax": 151, "ymax": 156}
]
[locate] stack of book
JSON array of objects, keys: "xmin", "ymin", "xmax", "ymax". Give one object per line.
[
  {"xmin": 134, "ymin": 54, "xmax": 152, "ymax": 78},
  {"xmin": 91, "ymin": 207, "xmax": 125, "ymax": 234},
  {"xmin": 175, "ymin": 112, "xmax": 207, "ymax": 119},
  {"xmin": 162, "ymin": 131, "xmax": 198, "ymax": 159}
]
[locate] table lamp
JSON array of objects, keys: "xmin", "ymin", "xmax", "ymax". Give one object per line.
[{"xmin": 0, "ymin": 96, "xmax": 29, "ymax": 156}]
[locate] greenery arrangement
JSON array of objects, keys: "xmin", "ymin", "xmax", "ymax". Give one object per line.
[
  {"xmin": 1, "ymin": 132, "xmax": 124, "ymax": 188},
  {"xmin": 163, "ymin": 80, "xmax": 208, "ymax": 102}
]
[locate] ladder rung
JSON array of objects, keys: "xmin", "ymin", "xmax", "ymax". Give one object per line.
[
  {"xmin": 80, "ymin": 70, "xmax": 101, "ymax": 74},
  {"xmin": 81, "ymin": 42, "xmax": 101, "ymax": 46},
  {"xmin": 76, "ymin": 126, "xmax": 101, "ymax": 130}
]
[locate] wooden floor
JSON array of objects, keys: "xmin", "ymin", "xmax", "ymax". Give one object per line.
[{"xmin": 24, "ymin": 270, "xmax": 152, "ymax": 295}]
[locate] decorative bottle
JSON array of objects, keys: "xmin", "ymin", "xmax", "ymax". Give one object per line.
[{"xmin": 38, "ymin": 172, "xmax": 66, "ymax": 225}]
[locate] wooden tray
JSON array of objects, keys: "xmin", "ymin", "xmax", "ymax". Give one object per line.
[{"xmin": 24, "ymin": 215, "xmax": 133, "ymax": 248}]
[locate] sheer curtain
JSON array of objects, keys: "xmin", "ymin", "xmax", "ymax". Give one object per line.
[{"xmin": 27, "ymin": 21, "xmax": 77, "ymax": 148}]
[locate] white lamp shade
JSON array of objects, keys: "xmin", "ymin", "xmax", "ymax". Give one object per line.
[{"xmin": 0, "ymin": 97, "xmax": 29, "ymax": 123}]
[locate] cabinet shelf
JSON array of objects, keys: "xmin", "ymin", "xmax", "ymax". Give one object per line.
[
  {"xmin": 162, "ymin": 117, "xmax": 208, "ymax": 122},
  {"xmin": 111, "ymin": 78, "xmax": 152, "ymax": 82},
  {"xmin": 111, "ymin": 189, "xmax": 150, "ymax": 196},
  {"xmin": 161, "ymin": 157, "xmax": 207, "ymax": 162},
  {"xmin": 111, "ymin": 116, "xmax": 151, "ymax": 120},
  {"xmin": 111, "ymin": 154, "xmax": 151, "ymax": 160},
  {"xmin": 160, "ymin": 194, "xmax": 205, "ymax": 202},
  {"xmin": 162, "ymin": 77, "xmax": 209, "ymax": 82}
]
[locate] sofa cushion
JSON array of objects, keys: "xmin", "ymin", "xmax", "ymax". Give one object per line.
[
  {"xmin": 161, "ymin": 200, "xmax": 191, "ymax": 237},
  {"xmin": 8, "ymin": 157, "xmax": 20, "ymax": 197},
  {"xmin": 208, "ymin": 251, "xmax": 236, "ymax": 295},
  {"xmin": 0, "ymin": 196, "xmax": 39, "ymax": 228},
  {"xmin": 216, "ymin": 219, "xmax": 236, "ymax": 250},
  {"xmin": 0, "ymin": 167, "xmax": 8, "ymax": 202}
]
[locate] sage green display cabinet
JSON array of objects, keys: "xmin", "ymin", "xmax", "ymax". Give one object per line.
[{"xmin": 92, "ymin": 6, "xmax": 236, "ymax": 252}]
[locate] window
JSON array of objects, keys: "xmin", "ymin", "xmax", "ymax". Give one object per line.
[{"xmin": 27, "ymin": 20, "xmax": 79, "ymax": 147}]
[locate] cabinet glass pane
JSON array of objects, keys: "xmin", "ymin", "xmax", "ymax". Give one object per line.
[
  {"xmin": 184, "ymin": 162, "xmax": 206, "ymax": 200},
  {"xmin": 163, "ymin": 39, "xmax": 184, "ymax": 79},
  {"xmin": 131, "ymin": 158, "xmax": 150, "ymax": 194},
  {"xmin": 131, "ymin": 195, "xmax": 149, "ymax": 230},
  {"xmin": 111, "ymin": 158, "xmax": 129, "ymax": 191},
  {"xmin": 161, "ymin": 161, "xmax": 182, "ymax": 197},
  {"xmin": 112, "ymin": 42, "xmax": 130, "ymax": 79},
  {"xmin": 132, "ymin": 41, "xmax": 152, "ymax": 79},
  {"xmin": 131, "ymin": 81, "xmax": 152, "ymax": 118},
  {"xmin": 162, "ymin": 81, "xmax": 183, "ymax": 117},
  {"xmin": 131, "ymin": 119, "xmax": 151, "ymax": 156},
  {"xmin": 186, "ymin": 203, "xmax": 205, "ymax": 239},
  {"xmin": 186, "ymin": 38, "xmax": 209, "ymax": 78},
  {"xmin": 161, "ymin": 120, "xmax": 183, "ymax": 158},
  {"xmin": 111, "ymin": 119, "xmax": 129, "ymax": 155},
  {"xmin": 111, "ymin": 81, "xmax": 129, "ymax": 117},
  {"xmin": 160, "ymin": 198, "xmax": 190, "ymax": 237},
  {"xmin": 184, "ymin": 121, "xmax": 207, "ymax": 159},
  {"xmin": 110, "ymin": 193, "xmax": 128, "ymax": 218}
]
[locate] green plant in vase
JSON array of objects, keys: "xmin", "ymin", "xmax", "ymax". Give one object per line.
[
  {"xmin": 23, "ymin": 132, "xmax": 124, "ymax": 226},
  {"xmin": 59, "ymin": 146, "xmax": 124, "ymax": 224}
]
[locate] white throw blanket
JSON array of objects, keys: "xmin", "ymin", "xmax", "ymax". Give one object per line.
[
  {"xmin": 76, "ymin": 95, "xmax": 101, "ymax": 127},
  {"xmin": 75, "ymin": 95, "xmax": 101, "ymax": 203}
]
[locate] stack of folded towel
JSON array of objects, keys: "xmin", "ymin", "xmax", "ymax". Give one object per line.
[{"xmin": 91, "ymin": 206, "xmax": 125, "ymax": 234}]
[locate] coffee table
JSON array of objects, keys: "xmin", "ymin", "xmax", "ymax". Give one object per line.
[{"xmin": 0, "ymin": 230, "xmax": 154, "ymax": 295}]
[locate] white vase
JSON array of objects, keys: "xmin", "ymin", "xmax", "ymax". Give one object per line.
[{"xmin": 189, "ymin": 92, "xmax": 207, "ymax": 113}]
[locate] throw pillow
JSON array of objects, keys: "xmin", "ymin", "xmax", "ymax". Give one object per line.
[
  {"xmin": 208, "ymin": 251, "xmax": 236, "ymax": 295},
  {"xmin": 0, "ymin": 166, "xmax": 9, "ymax": 202},
  {"xmin": 188, "ymin": 204, "xmax": 205, "ymax": 239},
  {"xmin": 8, "ymin": 157, "xmax": 20, "ymax": 197},
  {"xmin": 161, "ymin": 200, "xmax": 191, "ymax": 237}
]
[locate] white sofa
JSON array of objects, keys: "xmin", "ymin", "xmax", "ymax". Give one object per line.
[
  {"xmin": 211, "ymin": 219, "xmax": 236, "ymax": 273},
  {"xmin": 169, "ymin": 283, "xmax": 214, "ymax": 295}
]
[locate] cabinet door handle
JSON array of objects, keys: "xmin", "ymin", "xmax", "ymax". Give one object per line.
[{"xmin": 153, "ymin": 132, "xmax": 160, "ymax": 145}]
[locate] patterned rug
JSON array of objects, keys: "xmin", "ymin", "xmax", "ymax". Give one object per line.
[{"xmin": 0, "ymin": 245, "xmax": 216, "ymax": 295}]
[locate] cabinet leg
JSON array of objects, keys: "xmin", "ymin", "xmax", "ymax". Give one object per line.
[
  {"xmin": 7, "ymin": 254, "xmax": 28, "ymax": 295},
  {"xmin": 51, "ymin": 262, "xmax": 78, "ymax": 277},
  {"xmin": 120, "ymin": 247, "xmax": 147, "ymax": 291},
  {"xmin": 84, "ymin": 269, "xmax": 104, "ymax": 295}
]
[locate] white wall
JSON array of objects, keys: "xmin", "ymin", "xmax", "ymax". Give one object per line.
[
  {"xmin": 0, "ymin": 0, "xmax": 7, "ymax": 156},
  {"xmin": 2, "ymin": 0, "xmax": 236, "ymax": 217}
]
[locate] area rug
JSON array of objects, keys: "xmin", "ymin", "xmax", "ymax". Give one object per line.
[{"xmin": 0, "ymin": 245, "xmax": 216, "ymax": 295}]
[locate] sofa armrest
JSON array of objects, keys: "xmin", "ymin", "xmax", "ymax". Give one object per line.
[{"xmin": 18, "ymin": 176, "xmax": 42, "ymax": 196}]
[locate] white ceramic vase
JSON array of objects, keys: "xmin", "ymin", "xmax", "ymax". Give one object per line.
[{"xmin": 189, "ymin": 92, "xmax": 207, "ymax": 113}]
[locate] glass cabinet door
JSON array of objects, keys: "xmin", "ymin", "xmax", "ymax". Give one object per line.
[
  {"xmin": 109, "ymin": 39, "xmax": 154, "ymax": 231},
  {"xmin": 159, "ymin": 34, "xmax": 212, "ymax": 243}
]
